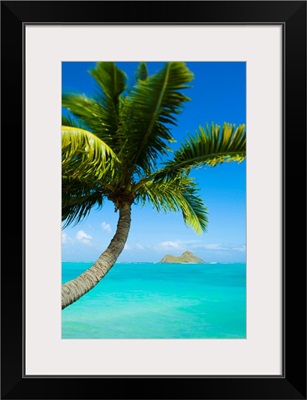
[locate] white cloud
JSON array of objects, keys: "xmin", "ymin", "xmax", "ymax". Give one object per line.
[
  {"xmin": 122, "ymin": 243, "xmax": 147, "ymax": 251},
  {"xmin": 200, "ymin": 243, "xmax": 246, "ymax": 252},
  {"xmin": 62, "ymin": 232, "xmax": 70, "ymax": 244},
  {"xmin": 202, "ymin": 243, "xmax": 223, "ymax": 250},
  {"xmin": 101, "ymin": 221, "xmax": 112, "ymax": 234},
  {"xmin": 157, "ymin": 241, "xmax": 183, "ymax": 251},
  {"xmin": 154, "ymin": 240, "xmax": 246, "ymax": 254},
  {"xmin": 232, "ymin": 244, "xmax": 246, "ymax": 252},
  {"xmin": 154, "ymin": 239, "xmax": 200, "ymax": 252},
  {"xmin": 76, "ymin": 230, "xmax": 92, "ymax": 245}
]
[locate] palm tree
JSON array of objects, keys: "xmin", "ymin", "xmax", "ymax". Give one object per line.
[{"xmin": 62, "ymin": 62, "xmax": 246, "ymax": 309}]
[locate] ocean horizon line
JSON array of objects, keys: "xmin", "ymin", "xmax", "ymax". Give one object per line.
[{"xmin": 62, "ymin": 260, "xmax": 246, "ymax": 264}]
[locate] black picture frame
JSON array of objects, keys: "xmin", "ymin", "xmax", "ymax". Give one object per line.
[{"xmin": 1, "ymin": 1, "xmax": 306, "ymax": 399}]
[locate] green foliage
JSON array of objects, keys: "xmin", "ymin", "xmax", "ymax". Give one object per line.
[
  {"xmin": 62, "ymin": 125, "xmax": 119, "ymax": 181},
  {"xmin": 118, "ymin": 62, "xmax": 194, "ymax": 174},
  {"xmin": 89, "ymin": 62, "xmax": 127, "ymax": 101},
  {"xmin": 136, "ymin": 62, "xmax": 148, "ymax": 81},
  {"xmin": 63, "ymin": 62, "xmax": 126, "ymax": 150},
  {"xmin": 136, "ymin": 175, "xmax": 208, "ymax": 234},
  {"xmin": 152, "ymin": 123, "xmax": 246, "ymax": 181},
  {"xmin": 62, "ymin": 62, "xmax": 246, "ymax": 233},
  {"xmin": 62, "ymin": 178, "xmax": 105, "ymax": 228}
]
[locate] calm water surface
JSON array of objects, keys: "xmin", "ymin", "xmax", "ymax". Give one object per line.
[{"xmin": 62, "ymin": 262, "xmax": 246, "ymax": 339}]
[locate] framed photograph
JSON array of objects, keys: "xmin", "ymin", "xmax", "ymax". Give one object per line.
[{"xmin": 1, "ymin": 1, "xmax": 306, "ymax": 399}]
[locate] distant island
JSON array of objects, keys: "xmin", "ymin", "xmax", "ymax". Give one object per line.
[{"xmin": 159, "ymin": 251, "xmax": 205, "ymax": 264}]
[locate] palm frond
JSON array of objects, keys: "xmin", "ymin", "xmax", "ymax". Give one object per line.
[
  {"xmin": 62, "ymin": 126, "xmax": 120, "ymax": 182},
  {"xmin": 62, "ymin": 62, "xmax": 126, "ymax": 150},
  {"xmin": 89, "ymin": 62, "xmax": 127, "ymax": 101},
  {"xmin": 136, "ymin": 62, "xmax": 148, "ymax": 81},
  {"xmin": 62, "ymin": 114, "xmax": 83, "ymax": 128},
  {"xmin": 136, "ymin": 175, "xmax": 208, "ymax": 234},
  {"xmin": 153, "ymin": 123, "xmax": 246, "ymax": 180},
  {"xmin": 62, "ymin": 178, "xmax": 106, "ymax": 228},
  {"xmin": 119, "ymin": 62, "xmax": 194, "ymax": 174}
]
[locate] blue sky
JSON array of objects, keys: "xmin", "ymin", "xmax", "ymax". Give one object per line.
[{"xmin": 62, "ymin": 62, "xmax": 246, "ymax": 263}]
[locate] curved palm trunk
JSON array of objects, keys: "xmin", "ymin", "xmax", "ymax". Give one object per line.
[{"xmin": 62, "ymin": 202, "xmax": 131, "ymax": 309}]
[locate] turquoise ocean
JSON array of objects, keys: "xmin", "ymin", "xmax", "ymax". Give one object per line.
[{"xmin": 62, "ymin": 262, "xmax": 246, "ymax": 339}]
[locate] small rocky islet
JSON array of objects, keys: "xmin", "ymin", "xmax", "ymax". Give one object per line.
[{"xmin": 159, "ymin": 251, "xmax": 205, "ymax": 264}]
